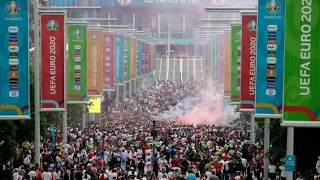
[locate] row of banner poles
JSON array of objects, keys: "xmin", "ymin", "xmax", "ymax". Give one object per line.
[
  {"xmin": 202, "ymin": 6, "xmax": 274, "ymax": 179},
  {"xmin": 204, "ymin": 4, "xmax": 298, "ymax": 179},
  {"xmin": 31, "ymin": 2, "xmax": 155, "ymax": 164}
]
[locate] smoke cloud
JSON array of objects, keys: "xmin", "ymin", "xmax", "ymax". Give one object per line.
[{"xmin": 159, "ymin": 79, "xmax": 239, "ymax": 125}]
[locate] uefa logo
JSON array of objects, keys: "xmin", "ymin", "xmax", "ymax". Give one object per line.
[
  {"xmin": 247, "ymin": 21, "xmax": 257, "ymax": 32},
  {"xmin": 91, "ymin": 34, "xmax": 98, "ymax": 41},
  {"xmin": 104, "ymin": 37, "xmax": 111, "ymax": 44},
  {"xmin": 265, "ymin": 0, "xmax": 281, "ymax": 14},
  {"xmin": 5, "ymin": 1, "xmax": 21, "ymax": 15},
  {"xmin": 73, "ymin": 29, "xmax": 82, "ymax": 38},
  {"xmin": 117, "ymin": 0, "xmax": 133, "ymax": 6},
  {"xmin": 116, "ymin": 37, "xmax": 120, "ymax": 43},
  {"xmin": 46, "ymin": 20, "xmax": 59, "ymax": 31},
  {"xmin": 211, "ymin": 0, "xmax": 226, "ymax": 6},
  {"xmin": 236, "ymin": 30, "xmax": 241, "ymax": 40}
]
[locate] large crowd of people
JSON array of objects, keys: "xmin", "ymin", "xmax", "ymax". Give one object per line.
[{"xmin": 1, "ymin": 80, "xmax": 291, "ymax": 180}]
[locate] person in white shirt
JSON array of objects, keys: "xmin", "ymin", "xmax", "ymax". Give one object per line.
[
  {"xmin": 42, "ymin": 169, "xmax": 53, "ymax": 180},
  {"xmin": 107, "ymin": 170, "xmax": 118, "ymax": 180},
  {"xmin": 279, "ymin": 165, "xmax": 287, "ymax": 180},
  {"xmin": 235, "ymin": 172, "xmax": 242, "ymax": 180},
  {"xmin": 13, "ymin": 169, "xmax": 19, "ymax": 180},
  {"xmin": 158, "ymin": 168, "xmax": 168, "ymax": 179},
  {"xmin": 27, "ymin": 168, "xmax": 36, "ymax": 180},
  {"xmin": 205, "ymin": 171, "xmax": 212, "ymax": 180},
  {"xmin": 82, "ymin": 174, "xmax": 91, "ymax": 180},
  {"xmin": 269, "ymin": 163, "xmax": 277, "ymax": 180}
]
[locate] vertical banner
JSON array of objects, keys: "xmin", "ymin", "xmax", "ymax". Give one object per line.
[
  {"xmin": 154, "ymin": 45, "xmax": 157, "ymax": 72},
  {"xmin": 124, "ymin": 36, "xmax": 131, "ymax": 82},
  {"xmin": 240, "ymin": 14, "xmax": 257, "ymax": 111},
  {"xmin": 142, "ymin": 41, "xmax": 147, "ymax": 75},
  {"xmin": 209, "ymin": 39, "xmax": 215, "ymax": 81},
  {"xmin": 219, "ymin": 33, "xmax": 225, "ymax": 90},
  {"xmin": 40, "ymin": 12, "xmax": 65, "ymax": 110},
  {"xmin": 283, "ymin": 0, "xmax": 320, "ymax": 126},
  {"xmin": 87, "ymin": 29, "xmax": 103, "ymax": 96},
  {"xmin": 0, "ymin": 0, "xmax": 30, "ymax": 118},
  {"xmin": 215, "ymin": 34, "xmax": 220, "ymax": 86},
  {"xmin": 255, "ymin": 0, "xmax": 284, "ymax": 118},
  {"xmin": 230, "ymin": 24, "xmax": 241, "ymax": 105},
  {"xmin": 137, "ymin": 40, "xmax": 142, "ymax": 76},
  {"xmin": 223, "ymin": 30, "xmax": 231, "ymax": 99},
  {"xmin": 102, "ymin": 33, "xmax": 115, "ymax": 91},
  {"xmin": 115, "ymin": 34, "xmax": 124, "ymax": 84},
  {"xmin": 131, "ymin": 37, "xmax": 137, "ymax": 79},
  {"xmin": 67, "ymin": 23, "xmax": 88, "ymax": 103},
  {"xmin": 146, "ymin": 43, "xmax": 150, "ymax": 74},
  {"xmin": 204, "ymin": 42, "xmax": 209, "ymax": 75},
  {"xmin": 148, "ymin": 43, "xmax": 152, "ymax": 74},
  {"xmin": 151, "ymin": 44, "xmax": 155, "ymax": 76}
]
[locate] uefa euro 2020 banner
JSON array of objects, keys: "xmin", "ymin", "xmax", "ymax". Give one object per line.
[
  {"xmin": 87, "ymin": 29, "xmax": 103, "ymax": 96},
  {"xmin": 137, "ymin": 39, "xmax": 142, "ymax": 76},
  {"xmin": 0, "ymin": 0, "xmax": 30, "ymax": 119},
  {"xmin": 142, "ymin": 41, "xmax": 147, "ymax": 75},
  {"xmin": 115, "ymin": 34, "xmax": 124, "ymax": 84},
  {"xmin": 255, "ymin": 0, "xmax": 285, "ymax": 119},
  {"xmin": 67, "ymin": 22, "xmax": 88, "ymax": 103},
  {"xmin": 240, "ymin": 14, "xmax": 256, "ymax": 111},
  {"xmin": 102, "ymin": 33, "xmax": 115, "ymax": 91},
  {"xmin": 124, "ymin": 36, "xmax": 132, "ymax": 82},
  {"xmin": 283, "ymin": 0, "xmax": 320, "ymax": 126},
  {"xmin": 223, "ymin": 30, "xmax": 231, "ymax": 99},
  {"xmin": 131, "ymin": 37, "xmax": 137, "ymax": 79},
  {"xmin": 219, "ymin": 33, "xmax": 225, "ymax": 90},
  {"xmin": 40, "ymin": 12, "xmax": 65, "ymax": 110},
  {"xmin": 209, "ymin": 39, "xmax": 215, "ymax": 81},
  {"xmin": 215, "ymin": 34, "xmax": 220, "ymax": 86},
  {"xmin": 230, "ymin": 24, "xmax": 241, "ymax": 105}
]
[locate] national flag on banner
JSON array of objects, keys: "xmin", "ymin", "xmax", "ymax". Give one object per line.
[
  {"xmin": 117, "ymin": 0, "xmax": 133, "ymax": 5},
  {"xmin": 211, "ymin": 0, "xmax": 226, "ymax": 6}
]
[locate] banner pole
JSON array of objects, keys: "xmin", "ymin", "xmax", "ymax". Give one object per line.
[
  {"xmin": 123, "ymin": 84, "xmax": 127, "ymax": 99},
  {"xmin": 250, "ymin": 112, "xmax": 255, "ymax": 145},
  {"xmin": 62, "ymin": 17, "xmax": 68, "ymax": 145},
  {"xmin": 82, "ymin": 105, "xmax": 86, "ymax": 130},
  {"xmin": 263, "ymin": 118, "xmax": 270, "ymax": 180},
  {"xmin": 33, "ymin": 0, "xmax": 41, "ymax": 165},
  {"xmin": 62, "ymin": 107, "xmax": 67, "ymax": 144},
  {"xmin": 129, "ymin": 81, "xmax": 132, "ymax": 98},
  {"xmin": 286, "ymin": 127, "xmax": 294, "ymax": 180},
  {"xmin": 116, "ymin": 85, "xmax": 120, "ymax": 104}
]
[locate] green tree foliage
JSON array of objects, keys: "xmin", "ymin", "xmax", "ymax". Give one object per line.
[
  {"xmin": 268, "ymin": 120, "xmax": 286, "ymax": 164},
  {"xmin": 0, "ymin": 60, "xmax": 84, "ymax": 161}
]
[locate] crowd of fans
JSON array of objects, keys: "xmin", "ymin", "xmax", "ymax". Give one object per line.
[{"xmin": 0, "ymin": 80, "xmax": 290, "ymax": 180}]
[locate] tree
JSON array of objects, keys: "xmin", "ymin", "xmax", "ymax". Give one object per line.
[{"xmin": 0, "ymin": 58, "xmax": 85, "ymax": 161}]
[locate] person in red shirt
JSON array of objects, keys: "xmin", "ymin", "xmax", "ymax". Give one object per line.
[
  {"xmin": 229, "ymin": 174, "xmax": 236, "ymax": 180},
  {"xmin": 88, "ymin": 150, "xmax": 94, "ymax": 159},
  {"xmin": 213, "ymin": 161, "xmax": 222, "ymax": 178},
  {"xmin": 170, "ymin": 157, "xmax": 179, "ymax": 167},
  {"xmin": 97, "ymin": 157, "xmax": 103, "ymax": 168}
]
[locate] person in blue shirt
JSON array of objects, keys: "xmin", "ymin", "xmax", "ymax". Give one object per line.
[
  {"xmin": 170, "ymin": 148, "xmax": 176, "ymax": 158},
  {"xmin": 186, "ymin": 170, "xmax": 196, "ymax": 180}
]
